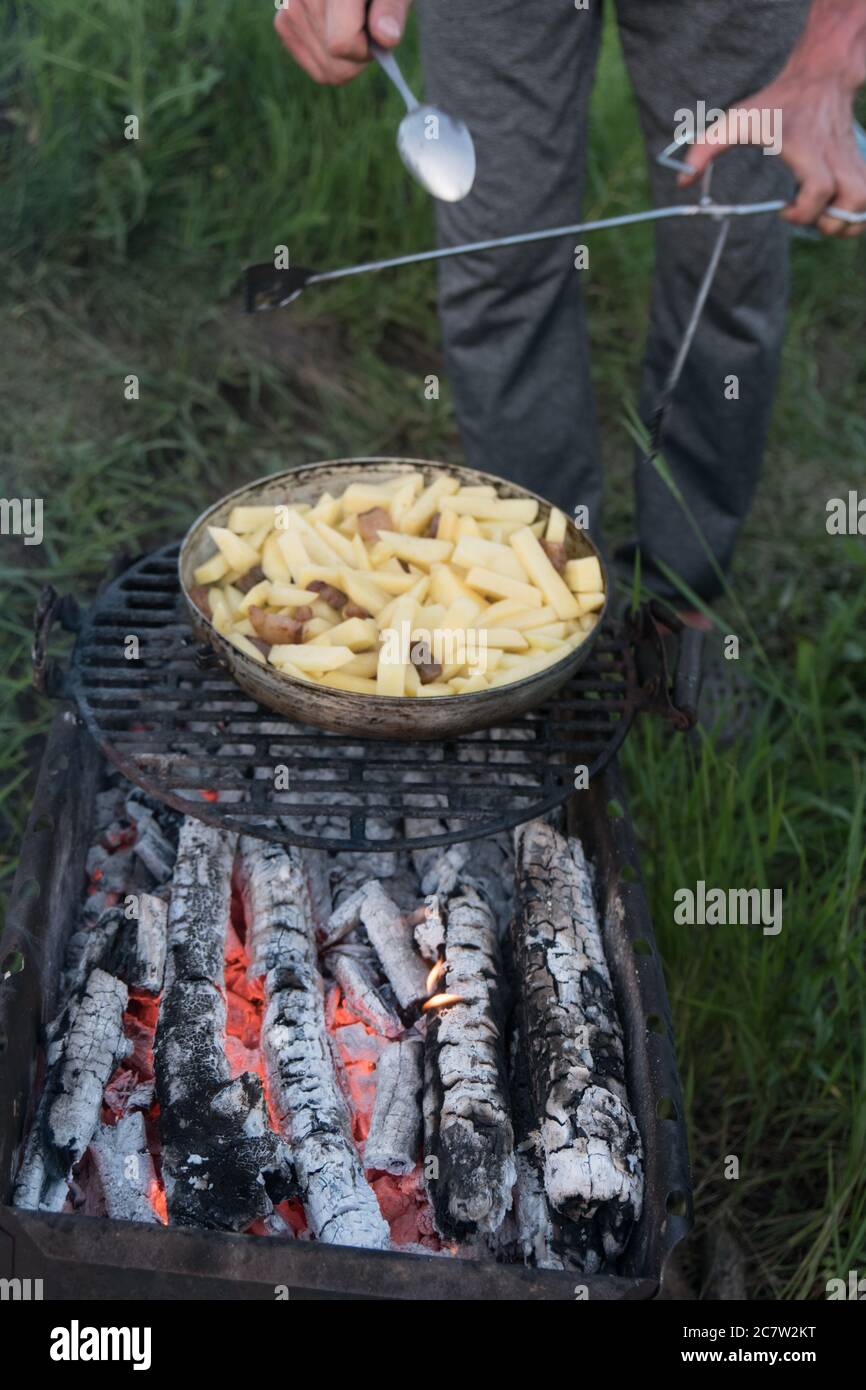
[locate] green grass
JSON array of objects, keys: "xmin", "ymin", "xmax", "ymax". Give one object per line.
[{"xmin": 2, "ymin": 1, "xmax": 865, "ymax": 1298}]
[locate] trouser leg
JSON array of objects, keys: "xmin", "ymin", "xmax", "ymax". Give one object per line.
[
  {"xmin": 614, "ymin": 0, "xmax": 810, "ymax": 600},
  {"xmin": 415, "ymin": 0, "xmax": 604, "ymax": 519}
]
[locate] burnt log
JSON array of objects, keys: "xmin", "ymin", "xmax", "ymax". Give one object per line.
[
  {"xmin": 329, "ymin": 951, "xmax": 403, "ymax": 1039},
  {"xmin": 241, "ymin": 837, "xmax": 390, "ymax": 1249},
  {"xmin": 364, "ymin": 1037, "xmax": 424, "ymax": 1174},
  {"xmin": 44, "ymin": 967, "xmax": 128, "ymax": 1180},
  {"xmin": 359, "ymin": 880, "xmax": 429, "ymax": 1011},
  {"xmin": 512, "ymin": 819, "xmax": 643, "ymax": 1261},
  {"xmin": 89, "ymin": 1112, "xmax": 161, "ymax": 1224},
  {"xmin": 423, "ymin": 888, "xmax": 515, "ymax": 1239},
  {"xmin": 156, "ymin": 820, "xmax": 294, "ymax": 1231},
  {"xmin": 412, "ymin": 894, "xmax": 445, "ymax": 963}
]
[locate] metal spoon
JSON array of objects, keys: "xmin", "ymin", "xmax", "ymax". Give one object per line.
[{"xmin": 368, "ymin": 39, "xmax": 475, "ymax": 202}]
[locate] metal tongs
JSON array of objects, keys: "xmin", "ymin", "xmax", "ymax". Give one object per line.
[{"xmin": 245, "ymin": 133, "xmax": 866, "ymax": 313}]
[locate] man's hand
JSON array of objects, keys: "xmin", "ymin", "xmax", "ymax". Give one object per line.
[
  {"xmin": 274, "ymin": 0, "xmax": 412, "ymax": 86},
  {"xmin": 680, "ymin": 0, "xmax": 866, "ymax": 237}
]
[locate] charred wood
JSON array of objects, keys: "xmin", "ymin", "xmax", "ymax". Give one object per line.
[
  {"xmin": 89, "ymin": 1111, "xmax": 161, "ymax": 1224},
  {"xmin": 240, "ymin": 837, "xmax": 390, "ymax": 1249},
  {"xmin": 512, "ymin": 819, "xmax": 643, "ymax": 1261},
  {"xmin": 329, "ymin": 951, "xmax": 403, "ymax": 1039},
  {"xmin": 156, "ymin": 820, "xmax": 294, "ymax": 1231},
  {"xmin": 359, "ymin": 880, "xmax": 429, "ymax": 1011},
  {"xmin": 364, "ymin": 1037, "xmax": 424, "ymax": 1174},
  {"xmin": 423, "ymin": 888, "xmax": 515, "ymax": 1239}
]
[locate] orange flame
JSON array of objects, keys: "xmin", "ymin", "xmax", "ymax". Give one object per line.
[
  {"xmin": 426, "ymin": 959, "xmax": 446, "ymax": 994},
  {"xmin": 422, "ymin": 992, "xmax": 463, "ymax": 1011}
]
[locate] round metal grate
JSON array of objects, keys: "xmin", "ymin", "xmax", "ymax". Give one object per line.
[{"xmin": 65, "ymin": 545, "xmax": 638, "ymax": 851}]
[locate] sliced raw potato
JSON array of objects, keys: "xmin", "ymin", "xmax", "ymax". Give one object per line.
[
  {"xmin": 207, "ymin": 526, "xmax": 260, "ymax": 574},
  {"xmin": 195, "ymin": 467, "xmax": 603, "ymax": 700},
  {"xmin": 439, "ymin": 495, "xmax": 539, "ymax": 523},
  {"xmin": 340, "ymin": 569, "xmax": 391, "ymax": 617},
  {"xmin": 430, "ymin": 563, "xmax": 482, "ymax": 610},
  {"xmin": 377, "ymin": 575, "xmax": 430, "ymax": 631},
  {"xmin": 276, "ymin": 529, "xmax": 311, "ymax": 582},
  {"xmin": 436, "ymin": 510, "xmax": 458, "ymax": 542},
  {"xmin": 209, "ymin": 590, "xmax": 231, "ymax": 634},
  {"xmin": 303, "ymin": 617, "xmax": 336, "ymax": 639},
  {"xmin": 266, "ymin": 583, "xmax": 319, "ymax": 607},
  {"xmin": 480, "ymin": 627, "xmax": 529, "ymax": 651},
  {"xmin": 314, "ymin": 671, "xmax": 379, "ymax": 694},
  {"xmin": 269, "ymin": 644, "xmax": 355, "ymax": 672},
  {"xmin": 464, "ymin": 567, "xmax": 544, "ymax": 608},
  {"xmin": 310, "ymin": 492, "xmax": 340, "ymax": 526},
  {"xmin": 577, "ymin": 590, "xmax": 605, "ymax": 614},
  {"xmin": 564, "ymin": 555, "xmax": 604, "ymax": 594},
  {"xmin": 449, "ymin": 674, "xmax": 489, "ymax": 693},
  {"xmin": 452, "ymin": 535, "xmax": 529, "ymax": 583},
  {"xmin": 222, "ymin": 584, "xmax": 245, "ymax": 617},
  {"xmin": 352, "ymin": 533, "xmax": 372, "ymax": 571},
  {"xmin": 377, "ymin": 594, "xmax": 415, "ymax": 696},
  {"xmin": 508, "ymin": 527, "xmax": 580, "ymax": 620},
  {"xmin": 376, "ymin": 531, "xmax": 454, "ymax": 568},
  {"xmin": 261, "ymin": 533, "xmax": 291, "ymax": 582},
  {"xmin": 400, "ymin": 475, "xmax": 460, "ymax": 535},
  {"xmin": 545, "ymin": 508, "xmax": 568, "ymax": 544},
  {"xmin": 194, "ymin": 552, "xmax": 229, "ymax": 585},
  {"xmin": 227, "ymin": 631, "xmax": 266, "ymax": 664},
  {"xmin": 454, "ymin": 515, "xmax": 482, "ymax": 539},
  {"xmin": 227, "ymin": 504, "xmax": 278, "ymax": 533},
  {"xmin": 368, "ymin": 569, "xmax": 419, "ymax": 595},
  {"xmin": 341, "ymin": 651, "xmax": 379, "ymax": 678},
  {"xmin": 307, "ymin": 617, "xmax": 378, "ymax": 650},
  {"xmin": 313, "ymin": 519, "xmax": 356, "ymax": 565}
]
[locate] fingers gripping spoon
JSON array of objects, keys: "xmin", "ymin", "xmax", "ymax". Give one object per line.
[{"xmin": 367, "ymin": 35, "xmax": 475, "ymax": 203}]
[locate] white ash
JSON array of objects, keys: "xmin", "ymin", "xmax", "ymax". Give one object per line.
[
  {"xmin": 512, "ymin": 819, "xmax": 643, "ymax": 1261},
  {"xmin": 241, "ymin": 836, "xmax": 389, "ymax": 1249},
  {"xmin": 89, "ymin": 1112, "xmax": 160, "ymax": 1224},
  {"xmin": 423, "ymin": 887, "xmax": 515, "ymax": 1239},
  {"xmin": 358, "ymin": 880, "xmax": 429, "ymax": 1011},
  {"xmin": 364, "ymin": 1037, "xmax": 424, "ymax": 1174}
]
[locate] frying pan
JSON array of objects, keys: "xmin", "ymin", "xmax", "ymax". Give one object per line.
[{"xmin": 178, "ymin": 458, "xmax": 608, "ymax": 740}]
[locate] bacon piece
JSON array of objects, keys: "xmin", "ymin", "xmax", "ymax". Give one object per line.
[
  {"xmin": 358, "ymin": 506, "xmax": 392, "ymax": 542},
  {"xmin": 540, "ymin": 540, "xmax": 567, "ymax": 574},
  {"xmin": 294, "ymin": 605, "xmax": 313, "ymax": 622},
  {"xmin": 411, "ymin": 651, "xmax": 443, "ymax": 685},
  {"xmin": 425, "ymin": 513, "xmax": 440, "ymax": 538},
  {"xmin": 308, "ymin": 580, "xmax": 347, "ymax": 610},
  {"xmin": 235, "ymin": 565, "xmax": 266, "ymax": 594},
  {"xmin": 249, "ymin": 607, "xmax": 303, "ymax": 645},
  {"xmin": 344, "ymin": 602, "xmax": 371, "ymax": 620},
  {"xmin": 189, "ymin": 585, "xmax": 211, "ymax": 617}
]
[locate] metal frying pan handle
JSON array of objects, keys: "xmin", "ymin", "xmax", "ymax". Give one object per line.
[{"xmin": 656, "ymin": 128, "xmax": 866, "ymax": 225}]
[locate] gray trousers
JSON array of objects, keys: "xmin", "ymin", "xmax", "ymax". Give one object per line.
[{"xmin": 416, "ymin": 0, "xmax": 809, "ymax": 600}]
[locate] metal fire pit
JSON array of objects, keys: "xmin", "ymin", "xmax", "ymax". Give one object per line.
[{"xmin": 0, "ymin": 708, "xmax": 692, "ymax": 1301}]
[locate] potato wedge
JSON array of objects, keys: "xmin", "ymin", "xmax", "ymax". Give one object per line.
[
  {"xmin": 508, "ymin": 527, "xmax": 581, "ymax": 620},
  {"xmin": 564, "ymin": 555, "xmax": 604, "ymax": 594},
  {"xmin": 464, "ymin": 567, "xmax": 544, "ymax": 608}
]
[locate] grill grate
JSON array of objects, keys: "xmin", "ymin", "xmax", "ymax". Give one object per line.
[{"xmin": 64, "ymin": 545, "xmax": 638, "ymax": 851}]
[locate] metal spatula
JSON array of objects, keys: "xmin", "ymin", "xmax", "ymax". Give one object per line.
[{"xmin": 368, "ymin": 35, "xmax": 475, "ymax": 202}]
